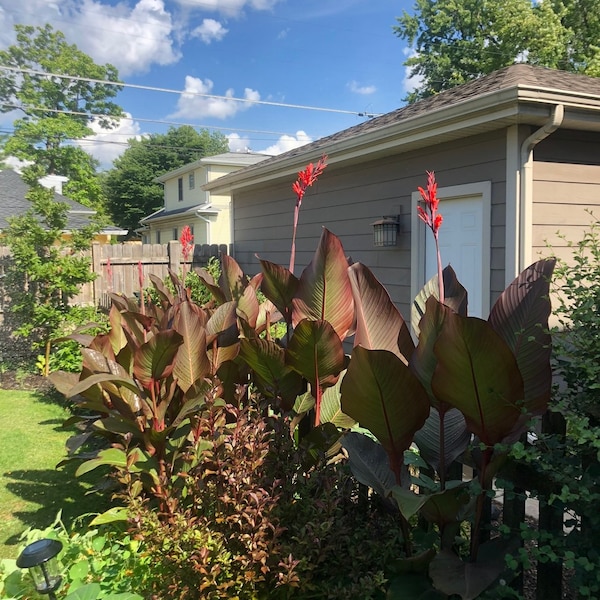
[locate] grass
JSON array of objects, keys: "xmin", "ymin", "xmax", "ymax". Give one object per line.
[{"xmin": 0, "ymin": 389, "xmax": 109, "ymax": 559}]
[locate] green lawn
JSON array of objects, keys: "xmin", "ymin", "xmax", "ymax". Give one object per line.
[{"xmin": 0, "ymin": 389, "xmax": 107, "ymax": 559}]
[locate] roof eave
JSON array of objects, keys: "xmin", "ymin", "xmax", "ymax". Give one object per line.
[{"xmin": 205, "ymin": 84, "xmax": 600, "ymax": 193}]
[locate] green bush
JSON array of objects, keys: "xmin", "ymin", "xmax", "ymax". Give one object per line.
[{"xmin": 0, "ymin": 513, "xmax": 144, "ymax": 599}]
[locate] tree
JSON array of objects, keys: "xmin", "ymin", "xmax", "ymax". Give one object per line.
[
  {"xmin": 4, "ymin": 165, "xmax": 98, "ymax": 376},
  {"xmin": 0, "ymin": 24, "xmax": 124, "ymax": 207},
  {"xmin": 102, "ymin": 126, "xmax": 229, "ymax": 234},
  {"xmin": 394, "ymin": 0, "xmax": 599, "ymax": 102}
]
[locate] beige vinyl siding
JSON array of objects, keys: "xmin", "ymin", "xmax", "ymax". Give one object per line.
[
  {"xmin": 232, "ymin": 130, "xmax": 507, "ymax": 316},
  {"xmin": 532, "ymin": 162, "xmax": 600, "ymax": 262}
]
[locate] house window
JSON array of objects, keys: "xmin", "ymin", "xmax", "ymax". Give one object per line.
[
  {"xmin": 173, "ymin": 228, "xmax": 178, "ymax": 240},
  {"xmin": 189, "ymin": 173, "xmax": 195, "ymax": 190},
  {"xmin": 156, "ymin": 230, "xmax": 161, "ymax": 243},
  {"xmin": 178, "ymin": 177, "xmax": 183, "ymax": 202}
]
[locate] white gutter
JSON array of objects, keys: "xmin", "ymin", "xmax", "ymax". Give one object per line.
[{"xmin": 517, "ymin": 103, "xmax": 564, "ymax": 271}]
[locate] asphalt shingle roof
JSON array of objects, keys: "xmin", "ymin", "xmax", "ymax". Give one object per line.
[
  {"xmin": 0, "ymin": 169, "xmax": 96, "ymax": 231},
  {"xmin": 224, "ymin": 64, "xmax": 600, "ymax": 180}
]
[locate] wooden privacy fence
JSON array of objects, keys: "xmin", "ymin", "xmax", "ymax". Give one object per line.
[
  {"xmin": 0, "ymin": 241, "xmax": 228, "ymax": 315},
  {"xmin": 77, "ymin": 241, "xmax": 228, "ymax": 308}
]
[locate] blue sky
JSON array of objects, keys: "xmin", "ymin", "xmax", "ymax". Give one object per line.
[{"xmin": 0, "ymin": 0, "xmax": 418, "ymax": 168}]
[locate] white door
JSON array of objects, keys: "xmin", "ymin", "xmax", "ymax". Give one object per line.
[{"xmin": 425, "ymin": 195, "xmax": 485, "ymax": 318}]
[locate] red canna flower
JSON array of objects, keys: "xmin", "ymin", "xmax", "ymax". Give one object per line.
[
  {"xmin": 417, "ymin": 171, "xmax": 445, "ymax": 303},
  {"xmin": 180, "ymin": 225, "xmax": 194, "ymax": 262},
  {"xmin": 292, "ymin": 155, "xmax": 328, "ymax": 206},
  {"xmin": 417, "ymin": 171, "xmax": 443, "ymax": 237},
  {"xmin": 289, "ymin": 155, "xmax": 328, "ymax": 275}
]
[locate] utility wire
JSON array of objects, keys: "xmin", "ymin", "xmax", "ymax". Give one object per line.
[
  {"xmin": 0, "ymin": 102, "xmax": 298, "ymax": 138},
  {"xmin": 0, "ymin": 65, "xmax": 383, "ymax": 117}
]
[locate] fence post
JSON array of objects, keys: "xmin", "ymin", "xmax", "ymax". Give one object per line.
[
  {"xmin": 92, "ymin": 242, "xmax": 101, "ymax": 306},
  {"xmin": 536, "ymin": 411, "xmax": 566, "ymax": 600},
  {"xmin": 168, "ymin": 240, "xmax": 181, "ymax": 275}
]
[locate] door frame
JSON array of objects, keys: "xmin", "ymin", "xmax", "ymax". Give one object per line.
[{"xmin": 410, "ymin": 180, "xmax": 492, "ymax": 320}]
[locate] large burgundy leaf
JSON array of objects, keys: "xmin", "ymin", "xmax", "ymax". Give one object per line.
[
  {"xmin": 239, "ymin": 338, "xmax": 303, "ymax": 409},
  {"xmin": 348, "ymin": 262, "xmax": 414, "ymax": 362},
  {"xmin": 412, "ymin": 265, "xmax": 468, "ymax": 338},
  {"xmin": 133, "ymin": 330, "xmax": 184, "ymax": 388},
  {"xmin": 431, "ymin": 308, "xmax": 524, "ymax": 447},
  {"xmin": 414, "ymin": 407, "xmax": 471, "ymax": 476},
  {"xmin": 205, "ymin": 301, "xmax": 238, "ymax": 345},
  {"xmin": 194, "ymin": 267, "xmax": 227, "ymax": 305},
  {"xmin": 410, "ymin": 296, "xmax": 447, "ymax": 403},
  {"xmin": 237, "ymin": 284, "xmax": 260, "ymax": 329},
  {"xmin": 285, "ymin": 319, "xmax": 345, "ymax": 391},
  {"xmin": 172, "ymin": 302, "xmax": 210, "ymax": 391},
  {"xmin": 259, "ymin": 259, "xmax": 299, "ymax": 324},
  {"xmin": 488, "ymin": 259, "xmax": 556, "ymax": 415},
  {"xmin": 341, "ymin": 346, "xmax": 430, "ymax": 481},
  {"xmin": 219, "ymin": 254, "xmax": 246, "ymax": 301},
  {"xmin": 292, "ymin": 228, "xmax": 354, "ymax": 341}
]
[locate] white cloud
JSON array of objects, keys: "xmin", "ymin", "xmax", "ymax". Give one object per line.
[
  {"xmin": 77, "ymin": 113, "xmax": 143, "ymax": 169},
  {"xmin": 172, "ymin": 0, "xmax": 280, "ymax": 17},
  {"xmin": 402, "ymin": 47, "xmax": 424, "ymax": 97},
  {"xmin": 348, "ymin": 80, "xmax": 376, "ymax": 95},
  {"xmin": 260, "ymin": 131, "xmax": 312, "ymax": 155},
  {"xmin": 191, "ymin": 19, "xmax": 228, "ymax": 44},
  {"xmin": 0, "ymin": 0, "xmax": 181, "ymax": 77},
  {"xmin": 69, "ymin": 0, "xmax": 180, "ymax": 77},
  {"xmin": 227, "ymin": 130, "xmax": 312, "ymax": 155},
  {"xmin": 227, "ymin": 133, "xmax": 250, "ymax": 152},
  {"xmin": 170, "ymin": 75, "xmax": 260, "ymax": 120}
]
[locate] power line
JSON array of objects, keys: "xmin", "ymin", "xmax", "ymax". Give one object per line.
[
  {"xmin": 0, "ymin": 102, "xmax": 298, "ymax": 138},
  {"xmin": 0, "ymin": 65, "xmax": 383, "ymax": 118}
]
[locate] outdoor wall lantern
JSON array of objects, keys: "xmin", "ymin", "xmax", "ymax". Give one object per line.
[
  {"xmin": 372, "ymin": 216, "xmax": 400, "ymax": 247},
  {"xmin": 17, "ymin": 539, "xmax": 63, "ymax": 599}
]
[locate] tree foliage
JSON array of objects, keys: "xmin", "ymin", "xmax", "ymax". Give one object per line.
[
  {"xmin": 394, "ymin": 0, "xmax": 599, "ymax": 102},
  {"xmin": 102, "ymin": 126, "xmax": 229, "ymax": 234},
  {"xmin": 4, "ymin": 165, "xmax": 98, "ymax": 375},
  {"xmin": 0, "ymin": 24, "xmax": 123, "ymax": 207}
]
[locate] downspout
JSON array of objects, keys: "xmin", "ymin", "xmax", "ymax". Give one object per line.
[
  {"xmin": 518, "ymin": 103, "xmax": 564, "ymax": 270},
  {"xmin": 196, "ymin": 213, "xmax": 211, "ymax": 245}
]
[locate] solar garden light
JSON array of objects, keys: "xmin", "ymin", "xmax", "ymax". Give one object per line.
[{"xmin": 16, "ymin": 539, "xmax": 63, "ymax": 599}]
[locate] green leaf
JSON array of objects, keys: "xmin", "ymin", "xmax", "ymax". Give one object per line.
[
  {"xmin": 259, "ymin": 259, "xmax": 299, "ymax": 324},
  {"xmin": 488, "ymin": 258, "xmax": 556, "ymax": 415},
  {"xmin": 320, "ymin": 373, "xmax": 356, "ymax": 429},
  {"xmin": 390, "ymin": 485, "xmax": 430, "ymax": 520},
  {"xmin": 75, "ymin": 447, "xmax": 128, "ymax": 476},
  {"xmin": 341, "ymin": 346, "xmax": 430, "ymax": 481},
  {"xmin": 286, "ymin": 319, "xmax": 345, "ymax": 390},
  {"xmin": 412, "ymin": 265, "xmax": 468, "ymax": 338},
  {"xmin": 292, "ymin": 228, "xmax": 355, "ymax": 340},
  {"xmin": 431, "ymin": 306, "xmax": 524, "ymax": 447},
  {"xmin": 64, "ymin": 583, "xmax": 101, "ymax": 600},
  {"xmin": 239, "ymin": 338, "xmax": 303, "ymax": 409},
  {"xmin": 133, "ymin": 329, "xmax": 183, "ymax": 387},
  {"xmin": 89, "ymin": 507, "xmax": 129, "ymax": 525},
  {"xmin": 348, "ymin": 262, "xmax": 414, "ymax": 362}
]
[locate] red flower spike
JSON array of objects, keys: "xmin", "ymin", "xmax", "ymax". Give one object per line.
[
  {"xmin": 292, "ymin": 155, "xmax": 328, "ymax": 205},
  {"xmin": 179, "ymin": 225, "xmax": 194, "ymax": 262},
  {"xmin": 417, "ymin": 170, "xmax": 442, "ymax": 236}
]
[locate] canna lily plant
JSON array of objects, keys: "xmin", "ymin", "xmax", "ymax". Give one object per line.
[{"xmin": 52, "ymin": 163, "xmax": 555, "ymax": 599}]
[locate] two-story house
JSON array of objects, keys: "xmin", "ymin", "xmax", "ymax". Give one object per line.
[{"xmin": 139, "ymin": 151, "xmax": 268, "ymax": 246}]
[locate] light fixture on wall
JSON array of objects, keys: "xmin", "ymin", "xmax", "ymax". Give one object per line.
[{"xmin": 371, "ymin": 215, "xmax": 400, "ymax": 247}]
